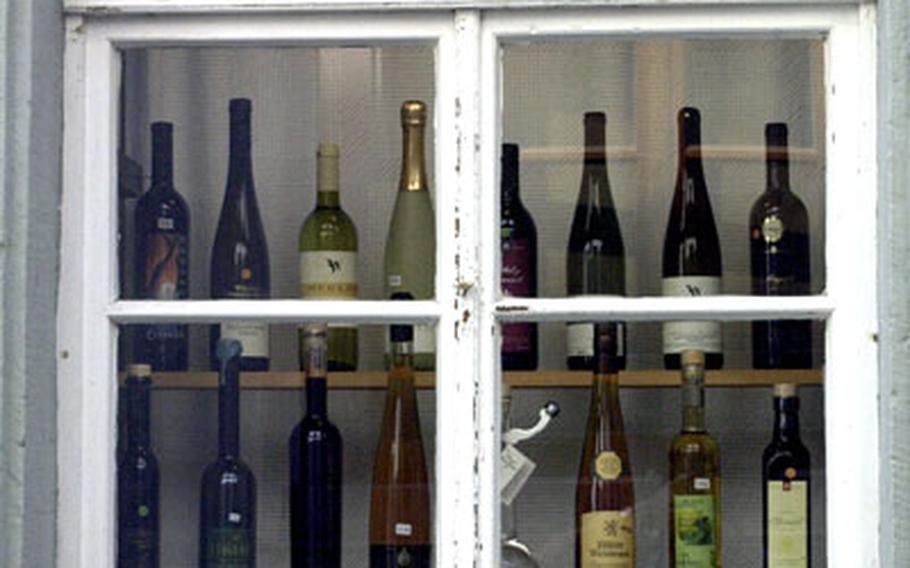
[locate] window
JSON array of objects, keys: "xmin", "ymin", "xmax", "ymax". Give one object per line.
[{"xmin": 60, "ymin": 3, "xmax": 878, "ymax": 566}]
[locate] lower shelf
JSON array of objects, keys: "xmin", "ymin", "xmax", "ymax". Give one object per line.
[{"xmin": 124, "ymin": 369, "xmax": 823, "ymax": 389}]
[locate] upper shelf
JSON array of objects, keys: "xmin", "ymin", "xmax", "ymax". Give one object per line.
[{"xmin": 128, "ymin": 369, "xmax": 822, "ymax": 390}]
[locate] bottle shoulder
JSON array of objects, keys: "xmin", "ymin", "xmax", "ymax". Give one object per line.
[
  {"xmin": 299, "ymin": 208, "xmax": 359, "ymax": 249},
  {"xmin": 670, "ymin": 431, "xmax": 719, "ymax": 454}
]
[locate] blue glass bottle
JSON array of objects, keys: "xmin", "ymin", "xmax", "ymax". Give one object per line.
[
  {"xmin": 290, "ymin": 324, "xmax": 343, "ymax": 567},
  {"xmin": 199, "ymin": 339, "xmax": 257, "ymax": 567}
]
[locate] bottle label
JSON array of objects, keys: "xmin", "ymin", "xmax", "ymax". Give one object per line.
[
  {"xmin": 118, "ymin": 527, "xmax": 157, "ymax": 567},
  {"xmin": 221, "ymin": 321, "xmax": 269, "ymax": 359},
  {"xmin": 203, "ymin": 527, "xmax": 254, "ymax": 566},
  {"xmin": 140, "ymin": 232, "xmax": 188, "ymax": 351},
  {"xmin": 767, "ymin": 480, "xmax": 808, "ymax": 568},
  {"xmin": 594, "ymin": 451, "xmax": 622, "ymax": 481},
  {"xmin": 580, "ymin": 509, "xmax": 635, "ymax": 567},
  {"xmin": 369, "ymin": 544, "xmax": 431, "ymax": 567},
  {"xmin": 567, "ymin": 318, "xmax": 625, "ymax": 358},
  {"xmin": 750, "ymin": 223, "xmax": 810, "ymax": 296},
  {"xmin": 501, "ymin": 238, "xmax": 535, "ymax": 355},
  {"xmin": 661, "ymin": 277, "xmax": 722, "ymax": 355},
  {"xmin": 673, "ymin": 494, "xmax": 717, "ymax": 567},
  {"xmin": 300, "ymin": 251, "xmax": 358, "ymax": 299},
  {"xmin": 500, "ymin": 443, "xmax": 536, "ymax": 506}
]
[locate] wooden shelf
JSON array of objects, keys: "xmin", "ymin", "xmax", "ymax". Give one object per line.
[{"xmin": 123, "ymin": 369, "xmax": 823, "ymax": 390}]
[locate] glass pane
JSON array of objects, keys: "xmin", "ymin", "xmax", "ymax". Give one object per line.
[
  {"xmin": 117, "ymin": 322, "xmax": 437, "ymax": 566},
  {"xmin": 499, "ymin": 319, "xmax": 825, "ymax": 567}
]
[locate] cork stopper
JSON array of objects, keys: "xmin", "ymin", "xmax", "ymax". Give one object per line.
[
  {"xmin": 680, "ymin": 350, "xmax": 705, "ymax": 367},
  {"xmin": 774, "ymin": 383, "xmax": 798, "ymax": 398},
  {"xmin": 401, "ymin": 100, "xmax": 427, "ymax": 126},
  {"xmin": 128, "ymin": 364, "xmax": 152, "ymax": 378}
]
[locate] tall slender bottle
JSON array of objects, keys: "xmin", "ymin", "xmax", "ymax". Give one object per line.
[
  {"xmin": 118, "ymin": 364, "xmax": 160, "ymax": 568},
  {"xmin": 384, "ymin": 101, "xmax": 436, "ymax": 371},
  {"xmin": 762, "ymin": 384, "xmax": 810, "ymax": 568},
  {"xmin": 290, "ymin": 324, "xmax": 343, "ymax": 567},
  {"xmin": 299, "ymin": 144, "xmax": 359, "ymax": 371},
  {"xmin": 662, "ymin": 108, "xmax": 723, "ymax": 370},
  {"xmin": 566, "ymin": 112, "xmax": 626, "ymax": 372},
  {"xmin": 669, "ymin": 350, "xmax": 721, "ymax": 568},
  {"xmin": 501, "ymin": 143, "xmax": 539, "ymax": 370},
  {"xmin": 750, "ymin": 123, "xmax": 812, "ymax": 369},
  {"xmin": 210, "ymin": 98, "xmax": 271, "ymax": 371},
  {"xmin": 369, "ymin": 295, "xmax": 431, "ymax": 567},
  {"xmin": 575, "ymin": 323, "xmax": 634, "ymax": 568},
  {"xmin": 199, "ymin": 339, "xmax": 257, "ymax": 568},
  {"xmin": 134, "ymin": 122, "xmax": 190, "ymax": 371}
]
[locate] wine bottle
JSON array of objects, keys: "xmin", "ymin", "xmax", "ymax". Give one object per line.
[
  {"xmin": 762, "ymin": 384, "xmax": 810, "ymax": 568},
  {"xmin": 384, "ymin": 100, "xmax": 436, "ymax": 371},
  {"xmin": 662, "ymin": 107, "xmax": 723, "ymax": 370},
  {"xmin": 118, "ymin": 364, "xmax": 160, "ymax": 568},
  {"xmin": 134, "ymin": 122, "xmax": 190, "ymax": 371},
  {"xmin": 750, "ymin": 123, "xmax": 812, "ymax": 369},
  {"xmin": 370, "ymin": 297, "xmax": 431, "ymax": 567},
  {"xmin": 501, "ymin": 143, "xmax": 539, "ymax": 371},
  {"xmin": 298, "ymin": 144, "xmax": 359, "ymax": 372},
  {"xmin": 566, "ymin": 112, "xmax": 626, "ymax": 372},
  {"xmin": 290, "ymin": 324, "xmax": 343, "ymax": 567},
  {"xmin": 575, "ymin": 323, "xmax": 634, "ymax": 568},
  {"xmin": 210, "ymin": 98, "xmax": 270, "ymax": 371},
  {"xmin": 199, "ymin": 339, "xmax": 257, "ymax": 567},
  {"xmin": 669, "ymin": 350, "xmax": 721, "ymax": 568}
]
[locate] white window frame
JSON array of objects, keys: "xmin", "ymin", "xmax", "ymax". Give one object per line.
[{"xmin": 60, "ymin": 3, "xmax": 878, "ymax": 567}]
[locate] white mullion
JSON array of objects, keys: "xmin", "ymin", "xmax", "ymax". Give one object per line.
[
  {"xmin": 107, "ymin": 299, "xmax": 441, "ymax": 324},
  {"xmin": 435, "ymin": 10, "xmax": 483, "ymax": 567},
  {"xmin": 825, "ymin": 7, "xmax": 880, "ymax": 567},
  {"xmin": 478, "ymin": 15, "xmax": 502, "ymax": 568},
  {"xmin": 495, "ymin": 295, "xmax": 835, "ymax": 322},
  {"xmin": 58, "ymin": 23, "xmax": 119, "ymax": 568}
]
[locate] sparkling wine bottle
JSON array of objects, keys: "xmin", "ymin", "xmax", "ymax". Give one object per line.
[
  {"xmin": 369, "ymin": 296, "xmax": 431, "ymax": 567},
  {"xmin": 575, "ymin": 323, "xmax": 634, "ymax": 568},
  {"xmin": 199, "ymin": 339, "xmax": 257, "ymax": 568},
  {"xmin": 384, "ymin": 101, "xmax": 436, "ymax": 371},
  {"xmin": 762, "ymin": 384, "xmax": 810, "ymax": 568},
  {"xmin": 210, "ymin": 98, "xmax": 270, "ymax": 371},
  {"xmin": 566, "ymin": 112, "xmax": 626, "ymax": 372},
  {"xmin": 750, "ymin": 123, "xmax": 812, "ymax": 369},
  {"xmin": 500, "ymin": 143, "xmax": 539, "ymax": 371},
  {"xmin": 298, "ymin": 144, "xmax": 359, "ymax": 372},
  {"xmin": 134, "ymin": 122, "xmax": 189, "ymax": 371},
  {"xmin": 290, "ymin": 324, "xmax": 343, "ymax": 567},
  {"xmin": 669, "ymin": 350, "xmax": 721, "ymax": 568},
  {"xmin": 662, "ymin": 108, "xmax": 723, "ymax": 370},
  {"xmin": 118, "ymin": 364, "xmax": 160, "ymax": 568}
]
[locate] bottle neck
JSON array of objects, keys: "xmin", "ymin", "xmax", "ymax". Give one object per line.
[
  {"xmin": 592, "ymin": 371, "xmax": 621, "ymax": 415},
  {"xmin": 681, "ymin": 364, "xmax": 706, "ymax": 433},
  {"xmin": 316, "ymin": 152, "xmax": 340, "ymax": 208},
  {"xmin": 305, "ymin": 339, "xmax": 329, "ymax": 417},
  {"xmin": 773, "ymin": 395, "xmax": 801, "ymax": 442},
  {"xmin": 218, "ymin": 358, "xmax": 241, "ymax": 458},
  {"xmin": 227, "ymin": 111, "xmax": 253, "ymax": 188},
  {"xmin": 390, "ymin": 340, "xmax": 415, "ymax": 372},
  {"xmin": 151, "ymin": 130, "xmax": 173, "ymax": 188},
  {"xmin": 501, "ymin": 154, "xmax": 520, "ymax": 209},
  {"xmin": 766, "ymin": 154, "xmax": 791, "ymax": 193},
  {"xmin": 126, "ymin": 379, "xmax": 151, "ymax": 449},
  {"xmin": 678, "ymin": 118, "xmax": 705, "ymax": 178},
  {"xmin": 399, "ymin": 122, "xmax": 428, "ymax": 193}
]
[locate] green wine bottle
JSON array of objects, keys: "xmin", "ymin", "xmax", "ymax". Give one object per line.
[
  {"xmin": 384, "ymin": 101, "xmax": 436, "ymax": 371},
  {"xmin": 298, "ymin": 143, "xmax": 359, "ymax": 371}
]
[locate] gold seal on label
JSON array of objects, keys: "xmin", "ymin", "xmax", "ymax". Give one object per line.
[
  {"xmin": 785, "ymin": 467, "xmax": 797, "ymax": 480},
  {"xmin": 595, "ymin": 451, "xmax": 623, "ymax": 480},
  {"xmin": 240, "ymin": 268, "xmax": 253, "ymax": 281},
  {"xmin": 762, "ymin": 215, "xmax": 784, "ymax": 243}
]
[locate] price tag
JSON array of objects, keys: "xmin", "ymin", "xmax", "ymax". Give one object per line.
[{"xmin": 500, "ymin": 444, "xmax": 536, "ymax": 506}]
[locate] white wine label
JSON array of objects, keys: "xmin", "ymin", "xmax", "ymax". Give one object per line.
[
  {"xmin": 500, "ymin": 444, "xmax": 536, "ymax": 507},
  {"xmin": 580, "ymin": 509, "xmax": 635, "ymax": 567},
  {"xmin": 300, "ymin": 251, "xmax": 358, "ymax": 299},
  {"xmin": 767, "ymin": 481, "xmax": 808, "ymax": 568},
  {"xmin": 693, "ymin": 477, "xmax": 711, "ymax": 491},
  {"xmin": 413, "ymin": 324, "xmax": 435, "ymax": 355},
  {"xmin": 221, "ymin": 321, "xmax": 269, "ymax": 358},
  {"xmin": 661, "ymin": 276, "xmax": 722, "ymax": 354},
  {"xmin": 673, "ymin": 495, "xmax": 717, "ymax": 567},
  {"xmin": 394, "ymin": 523, "xmax": 413, "ymax": 537},
  {"xmin": 388, "ymin": 274, "xmax": 403, "ymax": 287}
]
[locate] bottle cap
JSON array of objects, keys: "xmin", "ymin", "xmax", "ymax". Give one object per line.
[
  {"xmin": 680, "ymin": 350, "xmax": 705, "ymax": 367},
  {"xmin": 583, "ymin": 111, "xmax": 606, "ymax": 123},
  {"xmin": 128, "ymin": 364, "xmax": 152, "ymax": 377},
  {"xmin": 401, "ymin": 100, "xmax": 427, "ymax": 126},
  {"xmin": 318, "ymin": 143, "xmax": 340, "ymax": 158},
  {"xmin": 390, "ymin": 292, "xmax": 414, "ymax": 343},
  {"xmin": 774, "ymin": 383, "xmax": 798, "ymax": 398},
  {"xmin": 229, "ymin": 98, "xmax": 252, "ymax": 115}
]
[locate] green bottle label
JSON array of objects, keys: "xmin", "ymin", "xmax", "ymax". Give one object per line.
[
  {"xmin": 673, "ymin": 494, "xmax": 717, "ymax": 567},
  {"xmin": 204, "ymin": 528, "xmax": 254, "ymax": 567}
]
